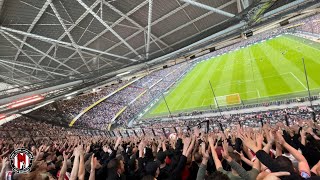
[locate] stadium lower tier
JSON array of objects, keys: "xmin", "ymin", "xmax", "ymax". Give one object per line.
[{"xmin": 0, "ymin": 106, "xmax": 319, "ymax": 179}]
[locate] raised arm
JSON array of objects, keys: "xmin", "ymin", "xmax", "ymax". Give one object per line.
[
  {"xmin": 78, "ymin": 145, "xmax": 85, "ymax": 180},
  {"xmin": 262, "ymin": 131, "xmax": 275, "ymax": 154},
  {"xmin": 196, "ymin": 147, "xmax": 210, "ymax": 180},
  {"xmin": 222, "ymin": 140, "xmax": 251, "ymax": 180},
  {"xmin": 307, "ymin": 127, "xmax": 320, "ymax": 140},
  {"xmin": 276, "ymin": 131, "xmax": 311, "ymax": 175},
  {"xmin": 0, "ymin": 157, "xmax": 8, "ymax": 180},
  {"xmin": 235, "ymin": 151, "xmax": 253, "ymax": 167},
  {"xmin": 58, "ymin": 151, "xmax": 68, "ymax": 180},
  {"xmin": 208, "ymin": 135, "xmax": 222, "ymax": 169},
  {"xmin": 89, "ymin": 154, "xmax": 96, "ymax": 180},
  {"xmin": 70, "ymin": 146, "xmax": 80, "ymax": 180},
  {"xmin": 300, "ymin": 129, "xmax": 306, "ymax": 146}
]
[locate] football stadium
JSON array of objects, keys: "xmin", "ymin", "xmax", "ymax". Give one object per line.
[{"xmin": 0, "ymin": 0, "xmax": 320, "ymax": 179}]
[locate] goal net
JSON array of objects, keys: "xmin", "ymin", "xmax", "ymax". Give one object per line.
[{"xmin": 214, "ymin": 93, "xmax": 241, "ymax": 107}]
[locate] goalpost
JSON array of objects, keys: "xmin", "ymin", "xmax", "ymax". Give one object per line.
[{"xmin": 214, "ymin": 93, "xmax": 241, "ymax": 107}]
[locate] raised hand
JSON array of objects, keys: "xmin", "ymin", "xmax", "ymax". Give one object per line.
[
  {"xmin": 202, "ymin": 148, "xmax": 210, "ymax": 160},
  {"xmin": 200, "ymin": 142, "xmax": 206, "ymax": 156},
  {"xmin": 208, "ymin": 135, "xmax": 215, "ymax": 146},
  {"xmin": 256, "ymin": 133, "xmax": 264, "ymax": 146},
  {"xmin": 114, "ymin": 137, "xmax": 122, "ymax": 149},
  {"xmin": 183, "ymin": 137, "xmax": 191, "ymax": 150},
  {"xmin": 268, "ymin": 131, "xmax": 275, "ymax": 144},
  {"xmin": 221, "ymin": 140, "xmax": 230, "ymax": 160},
  {"xmin": 275, "ymin": 131, "xmax": 285, "ymax": 145},
  {"xmin": 1, "ymin": 157, "xmax": 8, "ymax": 170},
  {"xmin": 194, "ymin": 127, "xmax": 200, "ymax": 138},
  {"xmin": 234, "ymin": 150, "xmax": 245, "ymax": 159},
  {"xmin": 239, "ymin": 132, "xmax": 259, "ymax": 153},
  {"xmin": 90, "ymin": 154, "xmax": 97, "ymax": 170},
  {"xmin": 73, "ymin": 146, "xmax": 80, "ymax": 157},
  {"xmin": 306, "ymin": 127, "xmax": 314, "ymax": 134},
  {"xmin": 300, "ymin": 129, "xmax": 306, "ymax": 137}
]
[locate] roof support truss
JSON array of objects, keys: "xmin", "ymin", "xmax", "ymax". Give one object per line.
[
  {"xmin": 0, "ymin": 30, "xmax": 80, "ymax": 75},
  {"xmin": 43, "ymin": 0, "xmax": 150, "ymax": 79},
  {"xmin": 237, "ymin": 0, "xmax": 242, "ymax": 12},
  {"xmin": 241, "ymin": 0, "xmax": 249, "ymax": 9},
  {"xmin": 97, "ymin": 0, "xmax": 236, "ymax": 70},
  {"xmin": 49, "ymin": 2, "xmax": 92, "ymax": 72},
  {"xmin": 0, "ymin": 58, "xmax": 68, "ymax": 77},
  {"xmin": 75, "ymin": 0, "xmax": 141, "ymax": 58},
  {"xmin": 80, "ymin": 1, "xmax": 192, "ymax": 67},
  {"xmin": 0, "ymin": 62, "xmax": 43, "ymax": 82},
  {"xmin": 0, "ymin": 74, "xmax": 26, "ymax": 85},
  {"xmin": 63, "ymin": 0, "xmax": 150, "ymax": 75},
  {"xmin": 30, "ymin": 0, "xmax": 101, "ymax": 75},
  {"xmin": 103, "ymin": 1, "xmax": 171, "ymax": 55},
  {"xmin": 12, "ymin": 0, "xmax": 52, "ymax": 78},
  {"xmin": 0, "ymin": 32, "xmax": 61, "ymax": 78},
  {"xmin": 0, "ymin": 26, "xmax": 132, "ymax": 60},
  {"xmin": 181, "ymin": 0, "xmax": 235, "ymax": 17},
  {"xmin": 146, "ymin": 0, "xmax": 153, "ymax": 59}
]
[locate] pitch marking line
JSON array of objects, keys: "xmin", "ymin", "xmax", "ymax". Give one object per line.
[
  {"xmin": 201, "ymin": 99, "xmax": 206, "ymax": 106},
  {"xmin": 289, "ymin": 72, "xmax": 307, "ymax": 90},
  {"xmin": 257, "ymin": 89, "xmax": 261, "ymax": 98},
  {"xmin": 176, "ymin": 94, "xmax": 187, "ymax": 109}
]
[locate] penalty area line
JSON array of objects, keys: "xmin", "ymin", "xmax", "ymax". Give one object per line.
[{"xmin": 290, "ymin": 72, "xmax": 307, "ymax": 90}]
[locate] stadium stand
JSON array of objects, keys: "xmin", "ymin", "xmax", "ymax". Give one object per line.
[{"xmin": 0, "ymin": 108, "xmax": 319, "ymax": 179}]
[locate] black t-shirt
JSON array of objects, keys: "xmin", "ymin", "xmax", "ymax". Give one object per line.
[{"xmin": 158, "ymin": 165, "xmax": 170, "ymax": 180}]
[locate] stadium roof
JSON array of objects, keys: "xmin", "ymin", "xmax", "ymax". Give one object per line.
[{"xmin": 0, "ymin": 0, "xmax": 319, "ymax": 88}]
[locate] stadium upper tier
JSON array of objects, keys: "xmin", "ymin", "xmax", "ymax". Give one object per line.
[{"xmin": 26, "ymin": 62, "xmax": 192, "ymax": 130}]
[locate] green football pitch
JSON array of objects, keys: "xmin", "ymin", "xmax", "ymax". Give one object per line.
[{"xmin": 146, "ymin": 34, "xmax": 320, "ymax": 117}]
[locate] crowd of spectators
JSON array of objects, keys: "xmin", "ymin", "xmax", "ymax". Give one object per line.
[
  {"xmin": 0, "ymin": 110, "xmax": 319, "ymax": 180},
  {"xmin": 115, "ymin": 63, "xmax": 193, "ymax": 127},
  {"xmin": 295, "ymin": 14, "xmax": 320, "ymax": 35},
  {"xmin": 135, "ymin": 106, "xmax": 319, "ymax": 131},
  {"xmin": 30, "ymin": 62, "xmax": 192, "ymax": 130}
]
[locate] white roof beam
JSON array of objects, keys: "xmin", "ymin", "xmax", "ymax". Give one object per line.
[
  {"xmin": 98, "ymin": 0, "xmax": 236, "ymax": 69},
  {"xmin": 58, "ymin": 0, "xmax": 74, "ymax": 23},
  {"xmin": 0, "ymin": 62, "xmax": 43, "ymax": 82},
  {"xmin": 237, "ymin": 0, "xmax": 242, "ymax": 13},
  {"xmin": 241, "ymin": 0, "xmax": 249, "ymax": 9},
  {"xmin": 0, "ymin": 59, "xmax": 68, "ymax": 77},
  {"xmin": 30, "ymin": 0, "xmax": 101, "ymax": 75},
  {"xmin": 50, "ymin": 2, "xmax": 92, "ymax": 72},
  {"xmin": 86, "ymin": 1, "xmax": 189, "ymax": 64},
  {"xmin": 75, "ymin": 0, "xmax": 141, "ymax": 58},
  {"xmin": 1, "ymin": 32, "xmax": 57, "ymax": 79},
  {"xmin": 1, "ymin": 30, "xmax": 81, "ymax": 74},
  {"xmin": 0, "ymin": 26, "xmax": 132, "ymax": 60},
  {"xmin": 181, "ymin": 0, "xmax": 235, "ymax": 18},
  {"xmin": 146, "ymin": 0, "xmax": 153, "ymax": 59},
  {"xmin": 0, "ymin": 74, "xmax": 26, "ymax": 85},
  {"xmin": 103, "ymin": 1, "xmax": 171, "ymax": 51},
  {"xmin": 62, "ymin": 1, "xmax": 150, "ymax": 74},
  {"xmin": 12, "ymin": 0, "xmax": 52, "ymax": 70}
]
